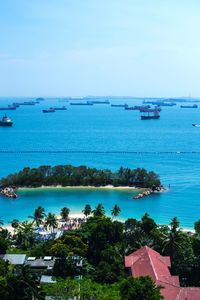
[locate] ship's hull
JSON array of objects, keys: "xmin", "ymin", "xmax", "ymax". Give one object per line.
[
  {"xmin": 111, "ymin": 104, "xmax": 126, "ymax": 107},
  {"xmin": 70, "ymin": 103, "xmax": 93, "ymax": 106},
  {"xmin": 43, "ymin": 110, "xmax": 55, "ymax": 113},
  {"xmin": 180, "ymin": 106, "xmax": 197, "ymax": 108},
  {"xmin": 0, "ymin": 121, "xmax": 13, "ymax": 126},
  {"xmin": 141, "ymin": 116, "xmax": 160, "ymax": 120},
  {"xmin": 0, "ymin": 107, "xmax": 16, "ymax": 110}
]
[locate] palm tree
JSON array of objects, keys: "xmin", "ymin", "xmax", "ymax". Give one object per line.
[
  {"xmin": 92, "ymin": 203, "xmax": 105, "ymax": 217},
  {"xmin": 162, "ymin": 217, "xmax": 182, "ymax": 259},
  {"xmin": 15, "ymin": 221, "xmax": 35, "ymax": 249},
  {"xmin": 11, "ymin": 219, "xmax": 19, "ymax": 229},
  {"xmin": 82, "ymin": 204, "xmax": 92, "ymax": 218},
  {"xmin": 194, "ymin": 219, "xmax": 200, "ymax": 237},
  {"xmin": 45, "ymin": 213, "xmax": 58, "ymax": 232},
  {"xmin": 111, "ymin": 204, "xmax": 121, "ymax": 219},
  {"xmin": 28, "ymin": 206, "xmax": 46, "ymax": 226},
  {"xmin": 170, "ymin": 217, "xmax": 180, "ymax": 233},
  {"xmin": 60, "ymin": 207, "xmax": 70, "ymax": 221}
]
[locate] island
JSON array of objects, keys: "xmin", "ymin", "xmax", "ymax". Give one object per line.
[{"xmin": 0, "ymin": 164, "xmax": 164, "ymax": 198}]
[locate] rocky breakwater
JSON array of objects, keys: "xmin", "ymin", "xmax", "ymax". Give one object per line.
[
  {"xmin": 0, "ymin": 186, "xmax": 17, "ymax": 198},
  {"xmin": 134, "ymin": 186, "xmax": 165, "ymax": 200}
]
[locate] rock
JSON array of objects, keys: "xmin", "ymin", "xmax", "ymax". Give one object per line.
[
  {"xmin": 0, "ymin": 186, "xmax": 18, "ymax": 199},
  {"xmin": 133, "ymin": 186, "xmax": 165, "ymax": 200}
]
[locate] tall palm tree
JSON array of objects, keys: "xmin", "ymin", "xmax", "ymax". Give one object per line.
[
  {"xmin": 60, "ymin": 207, "xmax": 70, "ymax": 221},
  {"xmin": 194, "ymin": 219, "xmax": 200, "ymax": 237},
  {"xmin": 15, "ymin": 221, "xmax": 35, "ymax": 249},
  {"xmin": 162, "ymin": 217, "xmax": 182, "ymax": 259},
  {"xmin": 170, "ymin": 217, "xmax": 180, "ymax": 233},
  {"xmin": 28, "ymin": 206, "xmax": 46, "ymax": 226},
  {"xmin": 111, "ymin": 204, "xmax": 121, "ymax": 219},
  {"xmin": 82, "ymin": 204, "xmax": 92, "ymax": 218},
  {"xmin": 45, "ymin": 213, "xmax": 58, "ymax": 232},
  {"xmin": 92, "ymin": 203, "xmax": 105, "ymax": 217}
]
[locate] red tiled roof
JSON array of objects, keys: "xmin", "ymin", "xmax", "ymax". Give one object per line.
[
  {"xmin": 176, "ymin": 288, "xmax": 200, "ymax": 300},
  {"xmin": 125, "ymin": 246, "xmax": 200, "ymax": 300}
]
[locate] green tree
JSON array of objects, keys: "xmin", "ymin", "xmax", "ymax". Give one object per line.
[
  {"xmin": 120, "ymin": 276, "xmax": 163, "ymax": 300},
  {"xmin": 111, "ymin": 204, "xmax": 121, "ymax": 219},
  {"xmin": 43, "ymin": 278, "xmax": 120, "ymax": 300},
  {"xmin": 3, "ymin": 265, "xmax": 44, "ymax": 300},
  {"xmin": 93, "ymin": 204, "xmax": 105, "ymax": 217},
  {"xmin": 82, "ymin": 204, "xmax": 92, "ymax": 218},
  {"xmin": 60, "ymin": 207, "xmax": 70, "ymax": 222},
  {"xmin": 14, "ymin": 221, "xmax": 35, "ymax": 249},
  {"xmin": 11, "ymin": 219, "xmax": 19, "ymax": 229},
  {"xmin": 194, "ymin": 219, "xmax": 200, "ymax": 237},
  {"xmin": 141, "ymin": 213, "xmax": 157, "ymax": 234},
  {"xmin": 28, "ymin": 206, "xmax": 46, "ymax": 226},
  {"xmin": 162, "ymin": 217, "xmax": 182, "ymax": 259},
  {"xmin": 94, "ymin": 245, "xmax": 125, "ymax": 283},
  {"xmin": 45, "ymin": 213, "xmax": 58, "ymax": 232}
]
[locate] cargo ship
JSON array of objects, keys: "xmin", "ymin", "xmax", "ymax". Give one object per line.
[
  {"xmin": 141, "ymin": 108, "xmax": 160, "ymax": 120},
  {"xmin": 180, "ymin": 104, "xmax": 198, "ymax": 108},
  {"xmin": 42, "ymin": 108, "xmax": 55, "ymax": 113},
  {"xmin": 111, "ymin": 104, "xmax": 127, "ymax": 107},
  {"xmin": 0, "ymin": 106, "xmax": 17, "ymax": 110},
  {"xmin": 0, "ymin": 115, "xmax": 13, "ymax": 126}
]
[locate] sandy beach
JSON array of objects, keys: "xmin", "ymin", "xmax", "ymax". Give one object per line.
[
  {"xmin": 1, "ymin": 212, "xmax": 85, "ymax": 234},
  {"xmin": 1, "ymin": 212, "xmax": 195, "ymax": 235},
  {"xmin": 18, "ymin": 185, "xmax": 142, "ymax": 191}
]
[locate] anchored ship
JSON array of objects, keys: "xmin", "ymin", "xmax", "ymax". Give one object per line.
[
  {"xmin": 42, "ymin": 108, "xmax": 55, "ymax": 113},
  {"xmin": 141, "ymin": 108, "xmax": 160, "ymax": 120},
  {"xmin": 180, "ymin": 104, "xmax": 198, "ymax": 108},
  {"xmin": 0, "ymin": 115, "xmax": 13, "ymax": 126}
]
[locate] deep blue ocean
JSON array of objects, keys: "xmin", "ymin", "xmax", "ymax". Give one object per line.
[{"xmin": 0, "ymin": 97, "xmax": 200, "ymax": 228}]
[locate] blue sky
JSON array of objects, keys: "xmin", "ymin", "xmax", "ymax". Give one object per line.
[{"xmin": 0, "ymin": 0, "xmax": 200, "ymax": 97}]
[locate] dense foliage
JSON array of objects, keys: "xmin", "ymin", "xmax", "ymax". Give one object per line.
[
  {"xmin": 1, "ymin": 204, "xmax": 200, "ymax": 298},
  {"xmin": 0, "ymin": 165, "xmax": 161, "ymax": 188}
]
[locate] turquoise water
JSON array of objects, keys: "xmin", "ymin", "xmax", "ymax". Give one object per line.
[{"xmin": 0, "ymin": 97, "xmax": 200, "ymax": 228}]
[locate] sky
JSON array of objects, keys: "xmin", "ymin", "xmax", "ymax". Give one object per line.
[{"xmin": 0, "ymin": 0, "xmax": 200, "ymax": 97}]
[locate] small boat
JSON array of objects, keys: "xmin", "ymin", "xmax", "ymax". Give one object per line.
[
  {"xmin": 180, "ymin": 104, "xmax": 198, "ymax": 108},
  {"xmin": 53, "ymin": 106, "xmax": 67, "ymax": 110},
  {"xmin": 36, "ymin": 97, "xmax": 45, "ymax": 101},
  {"xmin": 0, "ymin": 115, "xmax": 13, "ymax": 126},
  {"xmin": 42, "ymin": 108, "xmax": 55, "ymax": 113},
  {"xmin": 192, "ymin": 124, "xmax": 200, "ymax": 127}
]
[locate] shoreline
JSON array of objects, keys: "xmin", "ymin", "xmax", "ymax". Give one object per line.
[{"xmin": 18, "ymin": 185, "xmax": 144, "ymax": 191}]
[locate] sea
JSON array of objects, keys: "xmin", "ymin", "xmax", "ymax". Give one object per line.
[{"xmin": 0, "ymin": 97, "xmax": 200, "ymax": 228}]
